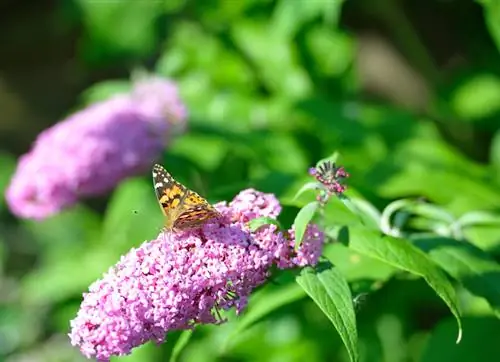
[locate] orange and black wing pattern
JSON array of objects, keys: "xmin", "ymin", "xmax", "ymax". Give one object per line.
[{"xmin": 152, "ymin": 164, "xmax": 220, "ymax": 231}]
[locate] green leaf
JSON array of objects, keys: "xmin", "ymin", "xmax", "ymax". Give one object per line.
[
  {"xmin": 479, "ymin": 0, "xmax": 500, "ymax": 54},
  {"xmin": 170, "ymin": 330, "xmax": 193, "ymax": 362},
  {"xmin": 339, "ymin": 197, "xmax": 381, "ymax": 229},
  {"xmin": 224, "ymin": 283, "xmax": 306, "ymax": 350},
  {"xmin": 321, "ymin": 196, "xmax": 366, "ymax": 228},
  {"xmin": 347, "ymin": 227, "xmax": 463, "ymax": 343},
  {"xmin": 120, "ymin": 343, "xmax": 160, "ymax": 362},
  {"xmin": 306, "ymin": 28, "xmax": 354, "ymax": 77},
  {"xmin": 77, "ymin": 0, "xmax": 162, "ymax": 64},
  {"xmin": 293, "ymin": 181, "xmax": 321, "ymax": 200},
  {"xmin": 414, "ymin": 236, "xmax": 500, "ymax": 315},
  {"xmin": 231, "ymin": 21, "xmax": 312, "ymax": 98},
  {"xmin": 272, "ymin": 0, "xmax": 346, "ymax": 39},
  {"xmin": 323, "ymin": 243, "xmax": 396, "ymax": 284},
  {"xmin": 451, "ymin": 74, "xmax": 500, "ymax": 120},
  {"xmin": 315, "ymin": 151, "xmax": 340, "ymax": 168},
  {"xmin": 296, "ymin": 261, "xmax": 359, "ymax": 362},
  {"xmin": 490, "ymin": 129, "xmax": 500, "ymax": 171},
  {"xmin": 247, "ymin": 217, "xmax": 282, "ymax": 232},
  {"xmin": 376, "ymin": 138, "xmax": 500, "ymax": 215},
  {"xmin": 170, "ymin": 134, "xmax": 230, "ymax": 172},
  {"xmin": 293, "ymin": 201, "xmax": 319, "ymax": 249}
]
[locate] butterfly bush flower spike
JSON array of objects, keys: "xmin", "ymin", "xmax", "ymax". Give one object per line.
[
  {"xmin": 69, "ymin": 189, "xmax": 325, "ymax": 361},
  {"xmin": 309, "ymin": 160, "xmax": 349, "ymax": 204},
  {"xmin": 6, "ymin": 75, "xmax": 187, "ymax": 220}
]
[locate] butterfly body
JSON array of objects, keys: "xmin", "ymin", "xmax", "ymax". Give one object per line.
[{"xmin": 152, "ymin": 164, "xmax": 220, "ymax": 231}]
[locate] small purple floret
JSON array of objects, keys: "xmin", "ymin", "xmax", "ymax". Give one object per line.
[{"xmin": 69, "ymin": 189, "xmax": 324, "ymax": 361}]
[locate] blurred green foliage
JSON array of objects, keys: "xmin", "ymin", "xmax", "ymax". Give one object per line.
[{"xmin": 2, "ymin": 0, "xmax": 500, "ymax": 361}]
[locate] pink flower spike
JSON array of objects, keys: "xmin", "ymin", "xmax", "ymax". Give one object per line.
[
  {"xmin": 6, "ymin": 76, "xmax": 187, "ymax": 220},
  {"xmin": 69, "ymin": 189, "xmax": 325, "ymax": 361}
]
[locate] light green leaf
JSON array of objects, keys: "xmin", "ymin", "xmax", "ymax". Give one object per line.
[
  {"xmin": 348, "ymin": 228, "xmax": 463, "ymax": 343},
  {"xmin": 451, "ymin": 74, "xmax": 500, "ymax": 120},
  {"xmin": 170, "ymin": 330, "xmax": 193, "ymax": 362},
  {"xmin": 306, "ymin": 28, "xmax": 354, "ymax": 77},
  {"xmin": 339, "ymin": 196, "xmax": 381, "ymax": 229},
  {"xmin": 77, "ymin": 0, "xmax": 162, "ymax": 64},
  {"xmin": 491, "ymin": 129, "xmax": 500, "ymax": 171},
  {"xmin": 231, "ymin": 21, "xmax": 312, "ymax": 98},
  {"xmin": 294, "ymin": 201, "xmax": 319, "ymax": 249},
  {"xmin": 272, "ymin": 0, "xmax": 345, "ymax": 39},
  {"xmin": 323, "ymin": 243, "xmax": 396, "ymax": 283},
  {"xmin": 480, "ymin": 0, "xmax": 500, "ymax": 52},
  {"xmin": 296, "ymin": 261, "xmax": 358, "ymax": 362},
  {"xmin": 315, "ymin": 152, "xmax": 340, "ymax": 168},
  {"xmin": 170, "ymin": 134, "xmax": 230, "ymax": 172},
  {"xmin": 376, "ymin": 138, "xmax": 500, "ymax": 215},
  {"xmin": 414, "ymin": 236, "xmax": 500, "ymax": 316},
  {"xmin": 247, "ymin": 217, "xmax": 282, "ymax": 232},
  {"xmin": 293, "ymin": 181, "xmax": 321, "ymax": 200}
]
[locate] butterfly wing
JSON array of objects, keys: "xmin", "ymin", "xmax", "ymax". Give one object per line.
[
  {"xmin": 152, "ymin": 164, "xmax": 188, "ymax": 230},
  {"xmin": 173, "ymin": 189, "xmax": 220, "ymax": 230},
  {"xmin": 152, "ymin": 164, "xmax": 220, "ymax": 231}
]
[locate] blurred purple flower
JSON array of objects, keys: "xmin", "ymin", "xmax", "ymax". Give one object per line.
[
  {"xmin": 6, "ymin": 76, "xmax": 187, "ymax": 220},
  {"xmin": 69, "ymin": 189, "xmax": 324, "ymax": 361},
  {"xmin": 132, "ymin": 75, "xmax": 188, "ymax": 136}
]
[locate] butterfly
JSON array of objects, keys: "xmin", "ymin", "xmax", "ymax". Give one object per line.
[{"xmin": 152, "ymin": 164, "xmax": 221, "ymax": 232}]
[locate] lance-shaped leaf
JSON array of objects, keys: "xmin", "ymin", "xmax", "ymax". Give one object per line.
[
  {"xmin": 170, "ymin": 330, "xmax": 193, "ymax": 362},
  {"xmin": 293, "ymin": 201, "xmax": 319, "ymax": 249},
  {"xmin": 347, "ymin": 227, "xmax": 463, "ymax": 343},
  {"xmin": 247, "ymin": 217, "xmax": 282, "ymax": 232},
  {"xmin": 414, "ymin": 236, "xmax": 500, "ymax": 316},
  {"xmin": 296, "ymin": 261, "xmax": 359, "ymax": 362}
]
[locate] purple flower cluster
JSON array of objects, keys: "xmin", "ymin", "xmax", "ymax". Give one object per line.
[
  {"xmin": 309, "ymin": 160, "xmax": 349, "ymax": 203},
  {"xmin": 69, "ymin": 189, "xmax": 324, "ymax": 361},
  {"xmin": 6, "ymin": 75, "xmax": 187, "ymax": 220}
]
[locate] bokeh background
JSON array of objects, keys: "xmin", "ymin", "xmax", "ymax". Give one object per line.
[{"xmin": 2, "ymin": 0, "xmax": 500, "ymax": 361}]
